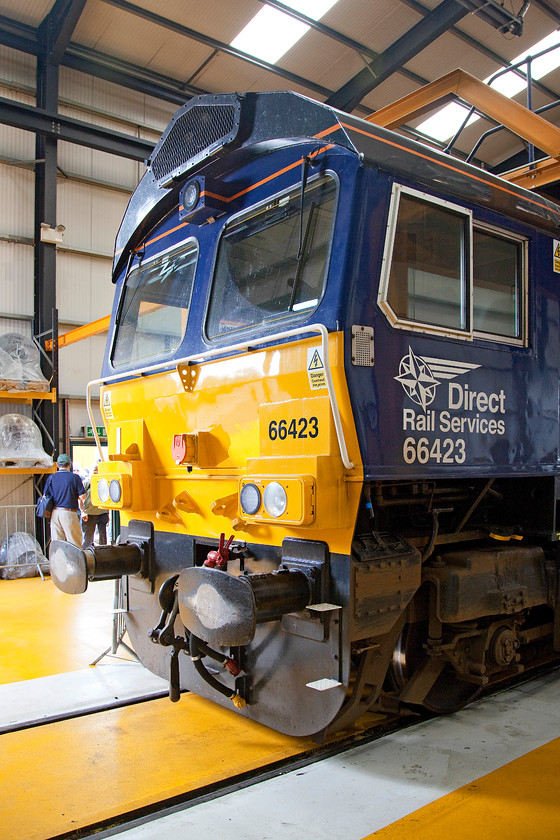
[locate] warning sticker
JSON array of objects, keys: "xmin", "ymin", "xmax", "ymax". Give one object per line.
[
  {"xmin": 102, "ymin": 390, "xmax": 113, "ymax": 420},
  {"xmin": 554, "ymin": 240, "xmax": 560, "ymax": 274},
  {"xmin": 307, "ymin": 347, "xmax": 327, "ymax": 390}
]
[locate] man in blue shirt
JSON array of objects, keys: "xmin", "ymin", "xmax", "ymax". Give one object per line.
[{"xmin": 44, "ymin": 454, "xmax": 87, "ymax": 547}]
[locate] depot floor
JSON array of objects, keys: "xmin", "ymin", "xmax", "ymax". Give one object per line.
[{"xmin": 1, "ymin": 576, "xmax": 560, "ymax": 840}]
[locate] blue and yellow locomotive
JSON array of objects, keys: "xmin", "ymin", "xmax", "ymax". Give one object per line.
[{"xmin": 51, "ymin": 88, "xmax": 560, "ymax": 737}]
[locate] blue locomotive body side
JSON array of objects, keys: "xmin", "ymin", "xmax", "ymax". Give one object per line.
[{"xmin": 344, "ymin": 166, "xmax": 560, "ymax": 479}]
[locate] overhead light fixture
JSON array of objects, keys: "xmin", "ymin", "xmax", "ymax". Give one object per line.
[{"xmin": 231, "ymin": 0, "xmax": 340, "ymax": 65}]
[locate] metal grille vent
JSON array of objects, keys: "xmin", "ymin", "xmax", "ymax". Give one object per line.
[
  {"xmin": 351, "ymin": 326, "xmax": 374, "ymax": 367},
  {"xmin": 151, "ymin": 104, "xmax": 237, "ymax": 182}
]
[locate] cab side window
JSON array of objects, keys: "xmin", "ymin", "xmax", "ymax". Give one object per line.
[{"xmin": 379, "ymin": 184, "xmax": 526, "ymax": 345}]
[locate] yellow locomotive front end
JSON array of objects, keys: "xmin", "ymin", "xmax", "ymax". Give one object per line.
[
  {"xmin": 86, "ymin": 325, "xmax": 365, "ymax": 734},
  {"xmin": 48, "ymin": 125, "xmax": 378, "ymax": 736}
]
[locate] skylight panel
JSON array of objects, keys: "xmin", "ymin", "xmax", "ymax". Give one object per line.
[
  {"xmin": 231, "ymin": 0, "xmax": 339, "ymax": 65},
  {"xmin": 416, "ymin": 29, "xmax": 560, "ymax": 143}
]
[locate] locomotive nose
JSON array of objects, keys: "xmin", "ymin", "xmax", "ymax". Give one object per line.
[
  {"xmin": 49, "ymin": 540, "xmax": 143, "ymax": 594},
  {"xmin": 178, "ymin": 566, "xmax": 312, "ymax": 647}
]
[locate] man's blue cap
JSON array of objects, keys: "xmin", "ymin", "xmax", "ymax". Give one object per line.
[{"xmin": 57, "ymin": 454, "xmax": 71, "ymax": 467}]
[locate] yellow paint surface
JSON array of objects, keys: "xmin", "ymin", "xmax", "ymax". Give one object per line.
[
  {"xmin": 96, "ymin": 331, "xmax": 363, "ymax": 557},
  {"xmin": 0, "ymin": 577, "xmax": 131, "ymax": 683},
  {"xmin": 0, "ymin": 694, "xmax": 314, "ymax": 840},
  {"xmin": 363, "ymin": 737, "xmax": 560, "ymax": 840}
]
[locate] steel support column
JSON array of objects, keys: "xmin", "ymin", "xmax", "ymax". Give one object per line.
[
  {"xmin": 33, "ymin": 53, "xmax": 60, "ymax": 458},
  {"xmin": 33, "ymin": 1, "xmax": 88, "ymax": 461}
]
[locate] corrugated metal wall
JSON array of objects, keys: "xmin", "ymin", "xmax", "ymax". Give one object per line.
[{"xmin": 0, "ymin": 43, "xmax": 176, "ymax": 511}]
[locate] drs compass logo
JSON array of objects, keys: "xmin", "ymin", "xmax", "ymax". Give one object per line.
[
  {"xmin": 394, "ymin": 347, "xmax": 507, "ymax": 465},
  {"xmin": 395, "ymin": 346, "xmax": 480, "ymax": 410}
]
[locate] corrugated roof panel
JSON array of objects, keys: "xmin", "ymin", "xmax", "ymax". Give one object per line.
[
  {"xmin": 193, "ymin": 52, "xmax": 316, "ymax": 98},
  {"xmin": 403, "ymin": 29, "xmax": 508, "ymax": 86},
  {"xmin": 360, "ymin": 74, "xmax": 428, "ymax": 116},
  {"xmin": 73, "ymin": 1, "xmax": 213, "ymax": 73},
  {"xmin": 322, "ymin": 0, "xmax": 423, "ymax": 53},
  {"xmin": 0, "ymin": 0, "xmax": 558, "ymax": 186},
  {"xmin": 451, "ymin": 3, "xmax": 560, "ymax": 66},
  {"xmin": 0, "ymin": 0, "xmax": 52, "ymax": 27},
  {"xmin": 131, "ymin": 0, "xmax": 259, "ymax": 44},
  {"xmin": 278, "ymin": 28, "xmax": 369, "ymax": 95},
  {"xmin": 142, "ymin": 31, "xmax": 216, "ymax": 81},
  {"xmin": 401, "ymin": 6, "xmax": 560, "ymax": 107}
]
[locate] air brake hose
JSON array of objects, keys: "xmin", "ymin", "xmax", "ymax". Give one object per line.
[
  {"xmin": 195, "ymin": 637, "xmax": 241, "ymax": 676},
  {"xmin": 190, "ymin": 634, "xmax": 246, "ymax": 708}
]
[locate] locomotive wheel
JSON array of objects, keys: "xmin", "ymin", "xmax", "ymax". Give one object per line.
[{"xmin": 391, "ymin": 623, "xmax": 482, "ymax": 714}]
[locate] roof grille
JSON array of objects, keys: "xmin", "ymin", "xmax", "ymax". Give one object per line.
[{"xmin": 151, "ymin": 104, "xmax": 238, "ymax": 183}]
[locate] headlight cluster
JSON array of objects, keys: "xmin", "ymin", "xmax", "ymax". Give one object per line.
[
  {"xmin": 239, "ymin": 477, "xmax": 314, "ymax": 525},
  {"xmin": 94, "ymin": 474, "xmax": 130, "ymax": 508}
]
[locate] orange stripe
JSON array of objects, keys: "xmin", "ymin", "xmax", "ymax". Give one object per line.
[
  {"xmin": 135, "ymin": 220, "xmax": 190, "ymax": 252},
  {"xmin": 339, "ymin": 120, "xmax": 560, "ymax": 220},
  {"xmin": 115, "ymin": 117, "xmax": 559, "ymax": 262},
  {"xmin": 115, "ymin": 142, "xmax": 335, "ymax": 257},
  {"xmin": 229, "ymin": 143, "xmax": 335, "ymax": 202},
  {"xmin": 314, "ymin": 123, "xmax": 342, "ymax": 139}
]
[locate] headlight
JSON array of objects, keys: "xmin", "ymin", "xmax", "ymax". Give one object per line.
[
  {"xmin": 109, "ymin": 479, "xmax": 122, "ymax": 503},
  {"xmin": 182, "ymin": 179, "xmax": 200, "ymax": 213},
  {"xmin": 240, "ymin": 482, "xmax": 261, "ymax": 516},
  {"xmin": 97, "ymin": 478, "xmax": 109, "ymax": 503},
  {"xmin": 263, "ymin": 481, "xmax": 287, "ymax": 518}
]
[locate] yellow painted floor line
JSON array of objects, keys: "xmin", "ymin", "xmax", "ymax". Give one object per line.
[
  {"xmin": 0, "ymin": 578, "xmax": 132, "ymax": 683},
  {"xmin": 0, "ymin": 692, "xmax": 315, "ymax": 840},
  {"xmin": 363, "ymin": 736, "xmax": 560, "ymax": 840}
]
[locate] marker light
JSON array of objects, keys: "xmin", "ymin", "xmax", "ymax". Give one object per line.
[
  {"xmin": 97, "ymin": 478, "xmax": 109, "ymax": 503},
  {"xmin": 263, "ymin": 481, "xmax": 288, "ymax": 518},
  {"xmin": 109, "ymin": 479, "xmax": 122, "ymax": 503},
  {"xmin": 240, "ymin": 483, "xmax": 261, "ymax": 516},
  {"xmin": 182, "ymin": 180, "xmax": 200, "ymax": 213}
]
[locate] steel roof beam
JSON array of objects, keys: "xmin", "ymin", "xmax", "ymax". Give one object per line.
[
  {"xmin": 256, "ymin": 0, "xmax": 430, "ymax": 89},
  {"xmin": 96, "ymin": 0, "xmax": 332, "ymax": 99},
  {"xmin": 0, "ymin": 17, "xmax": 203, "ymax": 106},
  {"xmin": 531, "ymin": 0, "xmax": 560, "ymax": 24},
  {"xmin": 63, "ymin": 46, "xmax": 203, "ymax": 105},
  {"xmin": 38, "ymin": 0, "xmax": 87, "ymax": 65},
  {"xmin": 0, "ymin": 13, "xmax": 38, "ymax": 53},
  {"xmin": 0, "ymin": 95, "xmax": 155, "ymax": 160},
  {"xmin": 326, "ymin": 0, "xmax": 469, "ymax": 112}
]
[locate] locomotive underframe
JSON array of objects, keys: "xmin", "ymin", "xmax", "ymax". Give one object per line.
[{"xmin": 111, "ymin": 472, "xmax": 560, "ymax": 737}]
